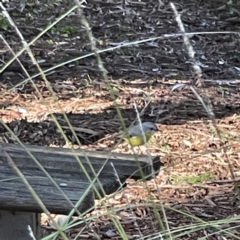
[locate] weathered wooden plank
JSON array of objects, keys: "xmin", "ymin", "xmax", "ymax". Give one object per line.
[
  {"xmin": 0, "ymin": 174, "xmax": 95, "ymax": 214},
  {"xmin": 0, "ymin": 143, "xmax": 161, "ymax": 215},
  {"xmin": 0, "ymin": 143, "xmax": 161, "ymax": 179},
  {"xmin": 0, "ymin": 167, "xmax": 126, "ymax": 214}
]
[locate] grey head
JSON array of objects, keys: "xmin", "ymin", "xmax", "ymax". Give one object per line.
[{"xmin": 128, "ymin": 122, "xmax": 159, "ymax": 137}]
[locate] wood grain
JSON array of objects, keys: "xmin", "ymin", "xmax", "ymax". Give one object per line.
[{"xmin": 0, "ymin": 143, "xmax": 161, "ymax": 214}]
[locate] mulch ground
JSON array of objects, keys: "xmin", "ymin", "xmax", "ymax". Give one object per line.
[{"xmin": 1, "ymin": 0, "xmax": 240, "ymax": 239}]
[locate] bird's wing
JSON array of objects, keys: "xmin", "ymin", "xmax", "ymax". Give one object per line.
[{"xmin": 128, "ymin": 125, "xmax": 143, "ymax": 136}]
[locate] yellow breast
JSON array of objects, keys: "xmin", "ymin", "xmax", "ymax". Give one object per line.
[{"xmin": 123, "ymin": 132, "xmax": 153, "ymax": 147}]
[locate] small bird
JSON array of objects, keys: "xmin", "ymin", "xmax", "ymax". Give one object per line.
[{"xmin": 124, "ymin": 122, "xmax": 159, "ymax": 147}]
